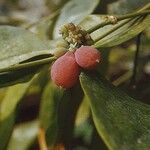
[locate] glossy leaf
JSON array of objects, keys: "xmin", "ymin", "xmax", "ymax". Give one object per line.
[
  {"xmin": 7, "ymin": 120, "xmax": 38, "ymax": 150},
  {"xmin": 0, "ymin": 26, "xmax": 51, "ymax": 69},
  {"xmin": 80, "ymin": 15, "xmax": 150, "ymax": 47},
  {"xmin": 53, "ymin": 0, "xmax": 100, "ymax": 38},
  {"xmin": 80, "ymin": 72, "xmax": 150, "ymax": 150},
  {"xmin": 108, "ymin": 0, "xmax": 150, "ymax": 14}
]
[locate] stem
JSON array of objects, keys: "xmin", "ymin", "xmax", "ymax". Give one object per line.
[
  {"xmin": 0, "ymin": 57, "xmax": 56, "ymax": 73},
  {"xmin": 87, "ymin": 5, "xmax": 150, "ymax": 33},
  {"xmin": 130, "ymin": 33, "xmax": 142, "ymax": 87}
]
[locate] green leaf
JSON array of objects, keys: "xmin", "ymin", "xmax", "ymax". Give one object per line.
[
  {"xmin": 108, "ymin": 0, "xmax": 150, "ymax": 14},
  {"xmin": 0, "ymin": 113, "xmax": 15, "ymax": 150},
  {"xmin": 74, "ymin": 119, "xmax": 93, "ymax": 145},
  {"xmin": 90, "ymin": 123, "xmax": 108, "ymax": 150},
  {"xmin": 80, "ymin": 15, "xmax": 150, "ymax": 47},
  {"xmin": 96, "ymin": 48, "xmax": 110, "ymax": 75},
  {"xmin": 0, "ymin": 78, "xmax": 36, "ymax": 149},
  {"xmin": 0, "ymin": 55, "xmax": 55, "ymax": 88},
  {"xmin": 0, "ymin": 83, "xmax": 29, "ymax": 150},
  {"xmin": 39, "ymin": 82, "xmax": 83, "ymax": 148},
  {"xmin": 0, "ymin": 88, "xmax": 7, "ymax": 103},
  {"xmin": 53, "ymin": 0, "xmax": 100, "ymax": 38},
  {"xmin": 0, "ymin": 67, "xmax": 39, "ymax": 88},
  {"xmin": 39, "ymin": 82, "xmax": 63, "ymax": 130},
  {"xmin": 75, "ymin": 96, "xmax": 90, "ymax": 126},
  {"xmin": 28, "ymin": 10, "xmax": 60, "ymax": 40},
  {"xmin": 0, "ymin": 26, "xmax": 51, "ymax": 69},
  {"xmin": 46, "ymin": 0, "xmax": 69, "ymax": 12},
  {"xmin": 0, "ymin": 81, "xmax": 32, "ymax": 121},
  {"xmin": 39, "ymin": 82, "xmax": 64, "ymax": 145},
  {"xmin": 7, "ymin": 120, "xmax": 38, "ymax": 150},
  {"xmin": 80, "ymin": 72, "xmax": 150, "ymax": 150}
]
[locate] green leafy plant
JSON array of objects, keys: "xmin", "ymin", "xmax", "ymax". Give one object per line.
[{"xmin": 0, "ymin": 0, "xmax": 150, "ymax": 150}]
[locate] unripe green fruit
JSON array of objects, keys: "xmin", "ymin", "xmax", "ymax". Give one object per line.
[
  {"xmin": 51, "ymin": 51, "xmax": 80, "ymax": 88},
  {"xmin": 75, "ymin": 46, "xmax": 101, "ymax": 69},
  {"xmin": 53, "ymin": 48, "xmax": 67, "ymax": 58},
  {"xmin": 51, "ymin": 39, "xmax": 69, "ymax": 58}
]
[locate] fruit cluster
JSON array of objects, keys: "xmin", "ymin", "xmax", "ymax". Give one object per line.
[{"xmin": 51, "ymin": 46, "xmax": 101, "ymax": 88}]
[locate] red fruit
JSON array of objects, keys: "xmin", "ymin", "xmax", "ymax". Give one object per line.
[
  {"xmin": 75, "ymin": 46, "xmax": 101, "ymax": 69},
  {"xmin": 51, "ymin": 51, "xmax": 80, "ymax": 88}
]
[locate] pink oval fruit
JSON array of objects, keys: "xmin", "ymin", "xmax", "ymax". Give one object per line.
[
  {"xmin": 51, "ymin": 51, "xmax": 80, "ymax": 88},
  {"xmin": 75, "ymin": 46, "xmax": 101, "ymax": 69}
]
